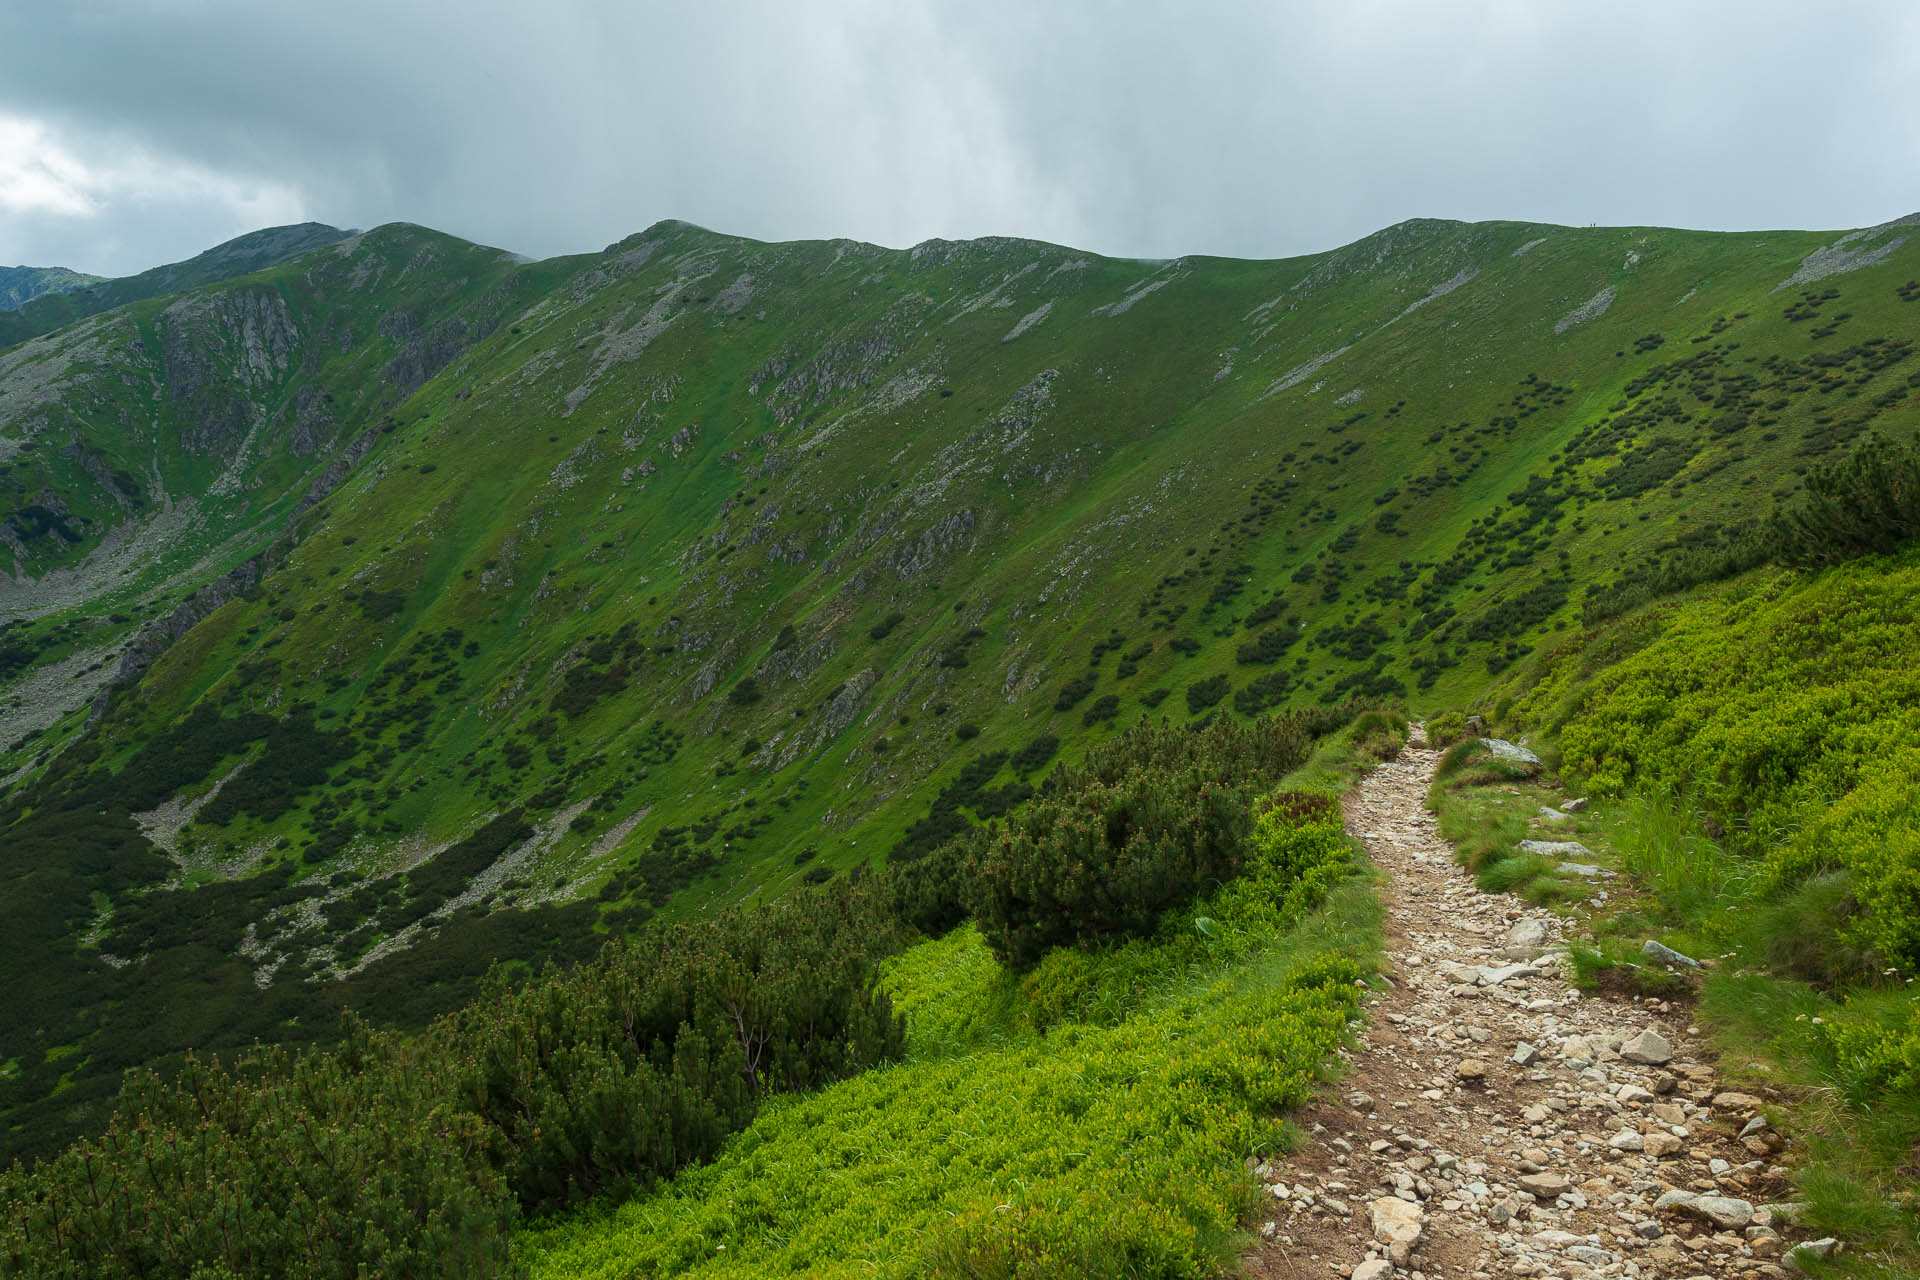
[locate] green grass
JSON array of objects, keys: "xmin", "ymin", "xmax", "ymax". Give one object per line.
[
  {"xmin": 1610, "ymin": 791, "xmax": 1759, "ymax": 922},
  {"xmin": 1427, "ymin": 740, "xmax": 1591, "ymax": 903},
  {"xmin": 516, "ymin": 806, "xmax": 1382, "ymax": 1279}
]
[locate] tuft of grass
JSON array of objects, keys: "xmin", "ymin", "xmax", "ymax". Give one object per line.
[
  {"xmin": 1611, "ymin": 792, "xmax": 1757, "ymax": 920},
  {"xmin": 1564, "ymin": 939, "xmax": 1691, "ymax": 999},
  {"xmin": 1476, "ymin": 852, "xmax": 1554, "ymax": 895}
]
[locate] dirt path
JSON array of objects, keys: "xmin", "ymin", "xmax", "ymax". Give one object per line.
[{"xmin": 1244, "ymin": 739, "xmax": 1809, "ymax": 1280}]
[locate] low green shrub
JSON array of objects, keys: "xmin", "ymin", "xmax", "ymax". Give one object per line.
[
  {"xmin": 1425, "ymin": 710, "xmax": 1467, "ymax": 747},
  {"xmin": 1559, "ymin": 550, "xmax": 1920, "ymax": 967},
  {"xmin": 969, "ymin": 715, "xmax": 1314, "ymax": 969}
]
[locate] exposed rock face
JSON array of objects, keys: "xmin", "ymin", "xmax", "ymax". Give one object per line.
[
  {"xmin": 158, "ymin": 288, "xmax": 300, "ymax": 458},
  {"xmin": 1554, "ymin": 284, "xmax": 1616, "ymax": 334},
  {"xmin": 295, "ymin": 428, "xmax": 381, "ymax": 515},
  {"xmin": 712, "ymin": 272, "xmax": 756, "ymax": 315},
  {"xmin": 1773, "ymin": 212, "xmax": 1920, "ymax": 292},
  {"xmin": 766, "ymin": 668, "xmax": 876, "ymax": 772},
  {"xmin": 887, "ymin": 509, "xmax": 976, "ymax": 581},
  {"xmin": 56, "ymin": 442, "xmax": 140, "ymax": 508},
  {"xmin": 289, "ymin": 385, "xmax": 334, "ymax": 457},
  {"xmin": 381, "ymin": 308, "xmax": 475, "ymax": 395},
  {"xmin": 0, "ymin": 223, "xmax": 348, "ymax": 348},
  {"xmin": 88, "ymin": 422, "xmax": 383, "ymax": 724},
  {"xmin": 757, "ymin": 632, "xmax": 837, "ymax": 687}
]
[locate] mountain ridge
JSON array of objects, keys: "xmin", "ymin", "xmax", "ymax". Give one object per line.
[
  {"xmin": 0, "ymin": 221, "xmax": 357, "ymax": 349},
  {"xmin": 0, "ymin": 264, "xmax": 106, "ymax": 311}
]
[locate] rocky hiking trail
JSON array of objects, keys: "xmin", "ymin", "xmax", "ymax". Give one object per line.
[{"xmin": 1245, "ymin": 736, "xmax": 1837, "ymax": 1280}]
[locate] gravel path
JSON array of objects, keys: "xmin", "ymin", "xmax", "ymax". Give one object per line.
[{"xmin": 1245, "ymin": 739, "xmax": 1817, "ymax": 1280}]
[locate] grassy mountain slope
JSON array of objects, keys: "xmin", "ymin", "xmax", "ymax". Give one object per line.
[
  {"xmin": 0, "ymin": 224, "xmax": 579, "ymax": 755},
  {"xmin": 2, "ymin": 211, "xmax": 1918, "ymax": 1160},
  {"xmin": 0, "ymin": 265, "xmax": 104, "ymax": 312}
]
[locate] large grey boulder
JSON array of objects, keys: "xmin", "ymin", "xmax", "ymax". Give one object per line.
[
  {"xmin": 1483, "ymin": 738, "xmax": 1541, "ymax": 767},
  {"xmin": 1676, "ymin": 1195, "xmax": 1755, "ymax": 1230}
]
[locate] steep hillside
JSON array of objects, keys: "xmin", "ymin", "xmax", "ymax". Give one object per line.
[
  {"xmin": 2, "ymin": 211, "xmax": 1918, "ymax": 1160},
  {"xmin": 0, "ymin": 224, "xmax": 578, "ymax": 750},
  {"xmin": 0, "ymin": 265, "xmax": 104, "ymax": 311}
]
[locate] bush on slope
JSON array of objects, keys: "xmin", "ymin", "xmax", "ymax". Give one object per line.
[{"xmin": 518, "ymin": 791, "xmax": 1373, "ymax": 1280}]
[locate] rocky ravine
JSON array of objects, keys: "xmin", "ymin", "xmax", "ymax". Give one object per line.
[{"xmin": 1246, "ymin": 738, "xmax": 1837, "ymax": 1280}]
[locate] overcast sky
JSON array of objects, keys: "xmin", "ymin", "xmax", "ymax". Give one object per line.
[{"xmin": 2, "ymin": 0, "xmax": 1917, "ymax": 277}]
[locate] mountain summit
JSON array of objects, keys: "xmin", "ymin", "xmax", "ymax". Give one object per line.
[{"xmin": 0, "ymin": 264, "xmax": 106, "ymax": 311}]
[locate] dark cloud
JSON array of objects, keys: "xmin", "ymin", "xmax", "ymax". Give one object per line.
[{"xmin": 2, "ymin": 0, "xmax": 1917, "ymax": 276}]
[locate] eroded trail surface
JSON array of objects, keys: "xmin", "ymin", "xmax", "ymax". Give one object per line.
[{"xmin": 1246, "ymin": 741, "xmax": 1809, "ymax": 1280}]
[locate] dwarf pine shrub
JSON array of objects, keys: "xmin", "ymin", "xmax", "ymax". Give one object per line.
[
  {"xmin": 969, "ymin": 714, "xmax": 1314, "ymax": 968},
  {"xmin": 0, "ymin": 883, "xmax": 909, "ymax": 1277}
]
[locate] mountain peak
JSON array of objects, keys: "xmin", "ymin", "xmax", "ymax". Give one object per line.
[{"xmin": 0, "ymin": 265, "xmax": 105, "ymax": 312}]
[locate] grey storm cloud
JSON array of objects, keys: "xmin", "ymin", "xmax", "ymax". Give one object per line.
[{"xmin": 2, "ymin": 0, "xmax": 1918, "ymax": 276}]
